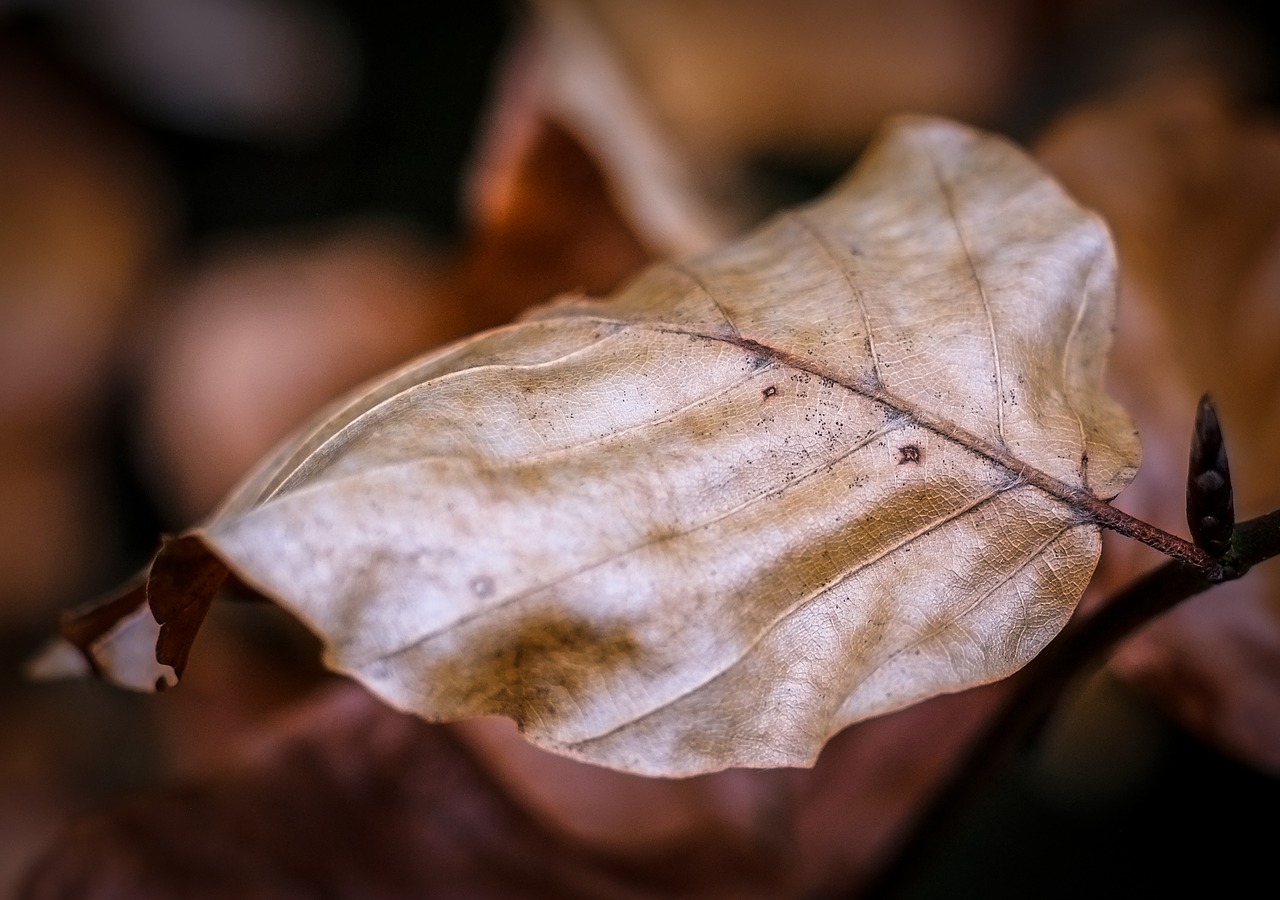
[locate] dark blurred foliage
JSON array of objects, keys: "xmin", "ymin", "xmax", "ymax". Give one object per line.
[
  {"xmin": 3, "ymin": 2, "xmax": 512, "ymax": 238},
  {"xmin": 0, "ymin": 0, "xmax": 513, "ymax": 555},
  {"xmin": 153, "ymin": 4, "xmax": 510, "ymax": 238}
]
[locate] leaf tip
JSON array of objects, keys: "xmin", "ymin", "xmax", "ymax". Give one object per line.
[{"xmin": 23, "ymin": 636, "xmax": 93, "ymax": 682}]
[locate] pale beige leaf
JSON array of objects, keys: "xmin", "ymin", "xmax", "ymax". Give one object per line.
[{"xmin": 127, "ymin": 116, "xmax": 1137, "ymax": 777}]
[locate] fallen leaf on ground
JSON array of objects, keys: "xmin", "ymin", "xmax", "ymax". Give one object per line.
[
  {"xmin": 17, "ymin": 678, "xmax": 1008, "ymax": 900},
  {"xmin": 48, "ymin": 115, "xmax": 1139, "ymax": 777},
  {"xmin": 19, "ymin": 681, "xmax": 788, "ymax": 900}
]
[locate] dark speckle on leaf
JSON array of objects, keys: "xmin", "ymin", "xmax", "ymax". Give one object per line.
[
  {"xmin": 762, "ymin": 385, "xmax": 778, "ymax": 399},
  {"xmin": 898, "ymin": 444, "xmax": 922, "ymax": 465}
]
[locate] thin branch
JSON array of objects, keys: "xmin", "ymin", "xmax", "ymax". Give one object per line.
[{"xmin": 859, "ymin": 507, "xmax": 1280, "ymax": 900}]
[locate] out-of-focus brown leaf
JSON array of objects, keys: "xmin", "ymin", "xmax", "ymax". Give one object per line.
[
  {"xmin": 1038, "ymin": 72, "xmax": 1280, "ymax": 770},
  {"xmin": 19, "ymin": 676, "xmax": 1016, "ymax": 899},
  {"xmin": 55, "ymin": 116, "xmax": 1140, "ymax": 777},
  {"xmin": 0, "ymin": 39, "xmax": 172, "ymax": 621},
  {"xmin": 453, "ymin": 98, "xmax": 652, "ymax": 331},
  {"xmin": 453, "ymin": 679, "xmax": 1017, "ymax": 894},
  {"xmin": 18, "ymin": 681, "xmax": 793, "ymax": 900},
  {"xmin": 551, "ymin": 0, "xmax": 1041, "ymax": 159},
  {"xmin": 136, "ymin": 225, "xmax": 455, "ymax": 521},
  {"xmin": 520, "ymin": 0, "xmax": 749, "ymax": 256},
  {"xmin": 524, "ymin": 0, "xmax": 1051, "ymax": 258}
]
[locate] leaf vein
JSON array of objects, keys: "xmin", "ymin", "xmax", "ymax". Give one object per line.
[
  {"xmin": 856, "ymin": 522, "xmax": 1078, "ymax": 691},
  {"xmin": 1061, "ymin": 266, "xmax": 1094, "ymax": 485},
  {"xmin": 260, "ymin": 325, "xmax": 634, "ymax": 504},
  {"xmin": 369, "ymin": 414, "xmax": 912, "ymax": 665},
  {"xmin": 569, "ymin": 484, "xmax": 1018, "ymax": 745},
  {"xmin": 793, "ymin": 212, "xmax": 883, "ymax": 383},
  {"xmin": 671, "ymin": 261, "xmax": 742, "ymax": 337},
  {"xmin": 929, "ymin": 153, "xmax": 1007, "ymax": 445}
]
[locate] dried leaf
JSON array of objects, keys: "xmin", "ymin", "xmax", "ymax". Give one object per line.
[{"xmin": 59, "ymin": 116, "xmax": 1139, "ymax": 777}]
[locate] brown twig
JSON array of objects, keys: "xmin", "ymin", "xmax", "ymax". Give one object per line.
[{"xmin": 859, "ymin": 507, "xmax": 1280, "ymax": 900}]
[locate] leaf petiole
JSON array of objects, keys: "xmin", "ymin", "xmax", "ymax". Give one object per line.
[
  {"xmin": 1076, "ymin": 394, "xmax": 1241, "ymax": 581},
  {"xmin": 1076, "ymin": 494, "xmax": 1230, "ymax": 580}
]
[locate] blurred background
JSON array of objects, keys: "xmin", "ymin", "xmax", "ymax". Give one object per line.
[{"xmin": 2, "ymin": 0, "xmax": 1280, "ymax": 896}]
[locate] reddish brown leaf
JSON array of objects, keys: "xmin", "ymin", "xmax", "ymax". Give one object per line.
[
  {"xmin": 19, "ymin": 682, "xmax": 794, "ymax": 900},
  {"xmin": 148, "ymin": 535, "xmax": 229, "ymax": 682}
]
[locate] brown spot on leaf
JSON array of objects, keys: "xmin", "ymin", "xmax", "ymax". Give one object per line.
[
  {"xmin": 762, "ymin": 385, "xmax": 778, "ymax": 399},
  {"xmin": 428, "ymin": 612, "xmax": 644, "ymax": 728},
  {"xmin": 898, "ymin": 444, "xmax": 922, "ymax": 465}
]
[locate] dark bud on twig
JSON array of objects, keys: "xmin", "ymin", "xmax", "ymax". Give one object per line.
[{"xmin": 1187, "ymin": 394, "xmax": 1234, "ymax": 557}]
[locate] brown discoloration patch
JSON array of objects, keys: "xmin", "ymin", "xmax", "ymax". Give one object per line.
[
  {"xmin": 427, "ymin": 612, "xmax": 644, "ymax": 728},
  {"xmin": 645, "ymin": 522, "xmax": 684, "ymax": 546},
  {"xmin": 715, "ymin": 481, "xmax": 974, "ymax": 651},
  {"xmin": 898, "ymin": 444, "xmax": 923, "ymax": 465},
  {"xmin": 674, "ymin": 700, "xmax": 763, "ymax": 767}
]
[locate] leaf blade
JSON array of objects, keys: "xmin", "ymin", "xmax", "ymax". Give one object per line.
[{"xmin": 71, "ymin": 115, "xmax": 1141, "ymax": 776}]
